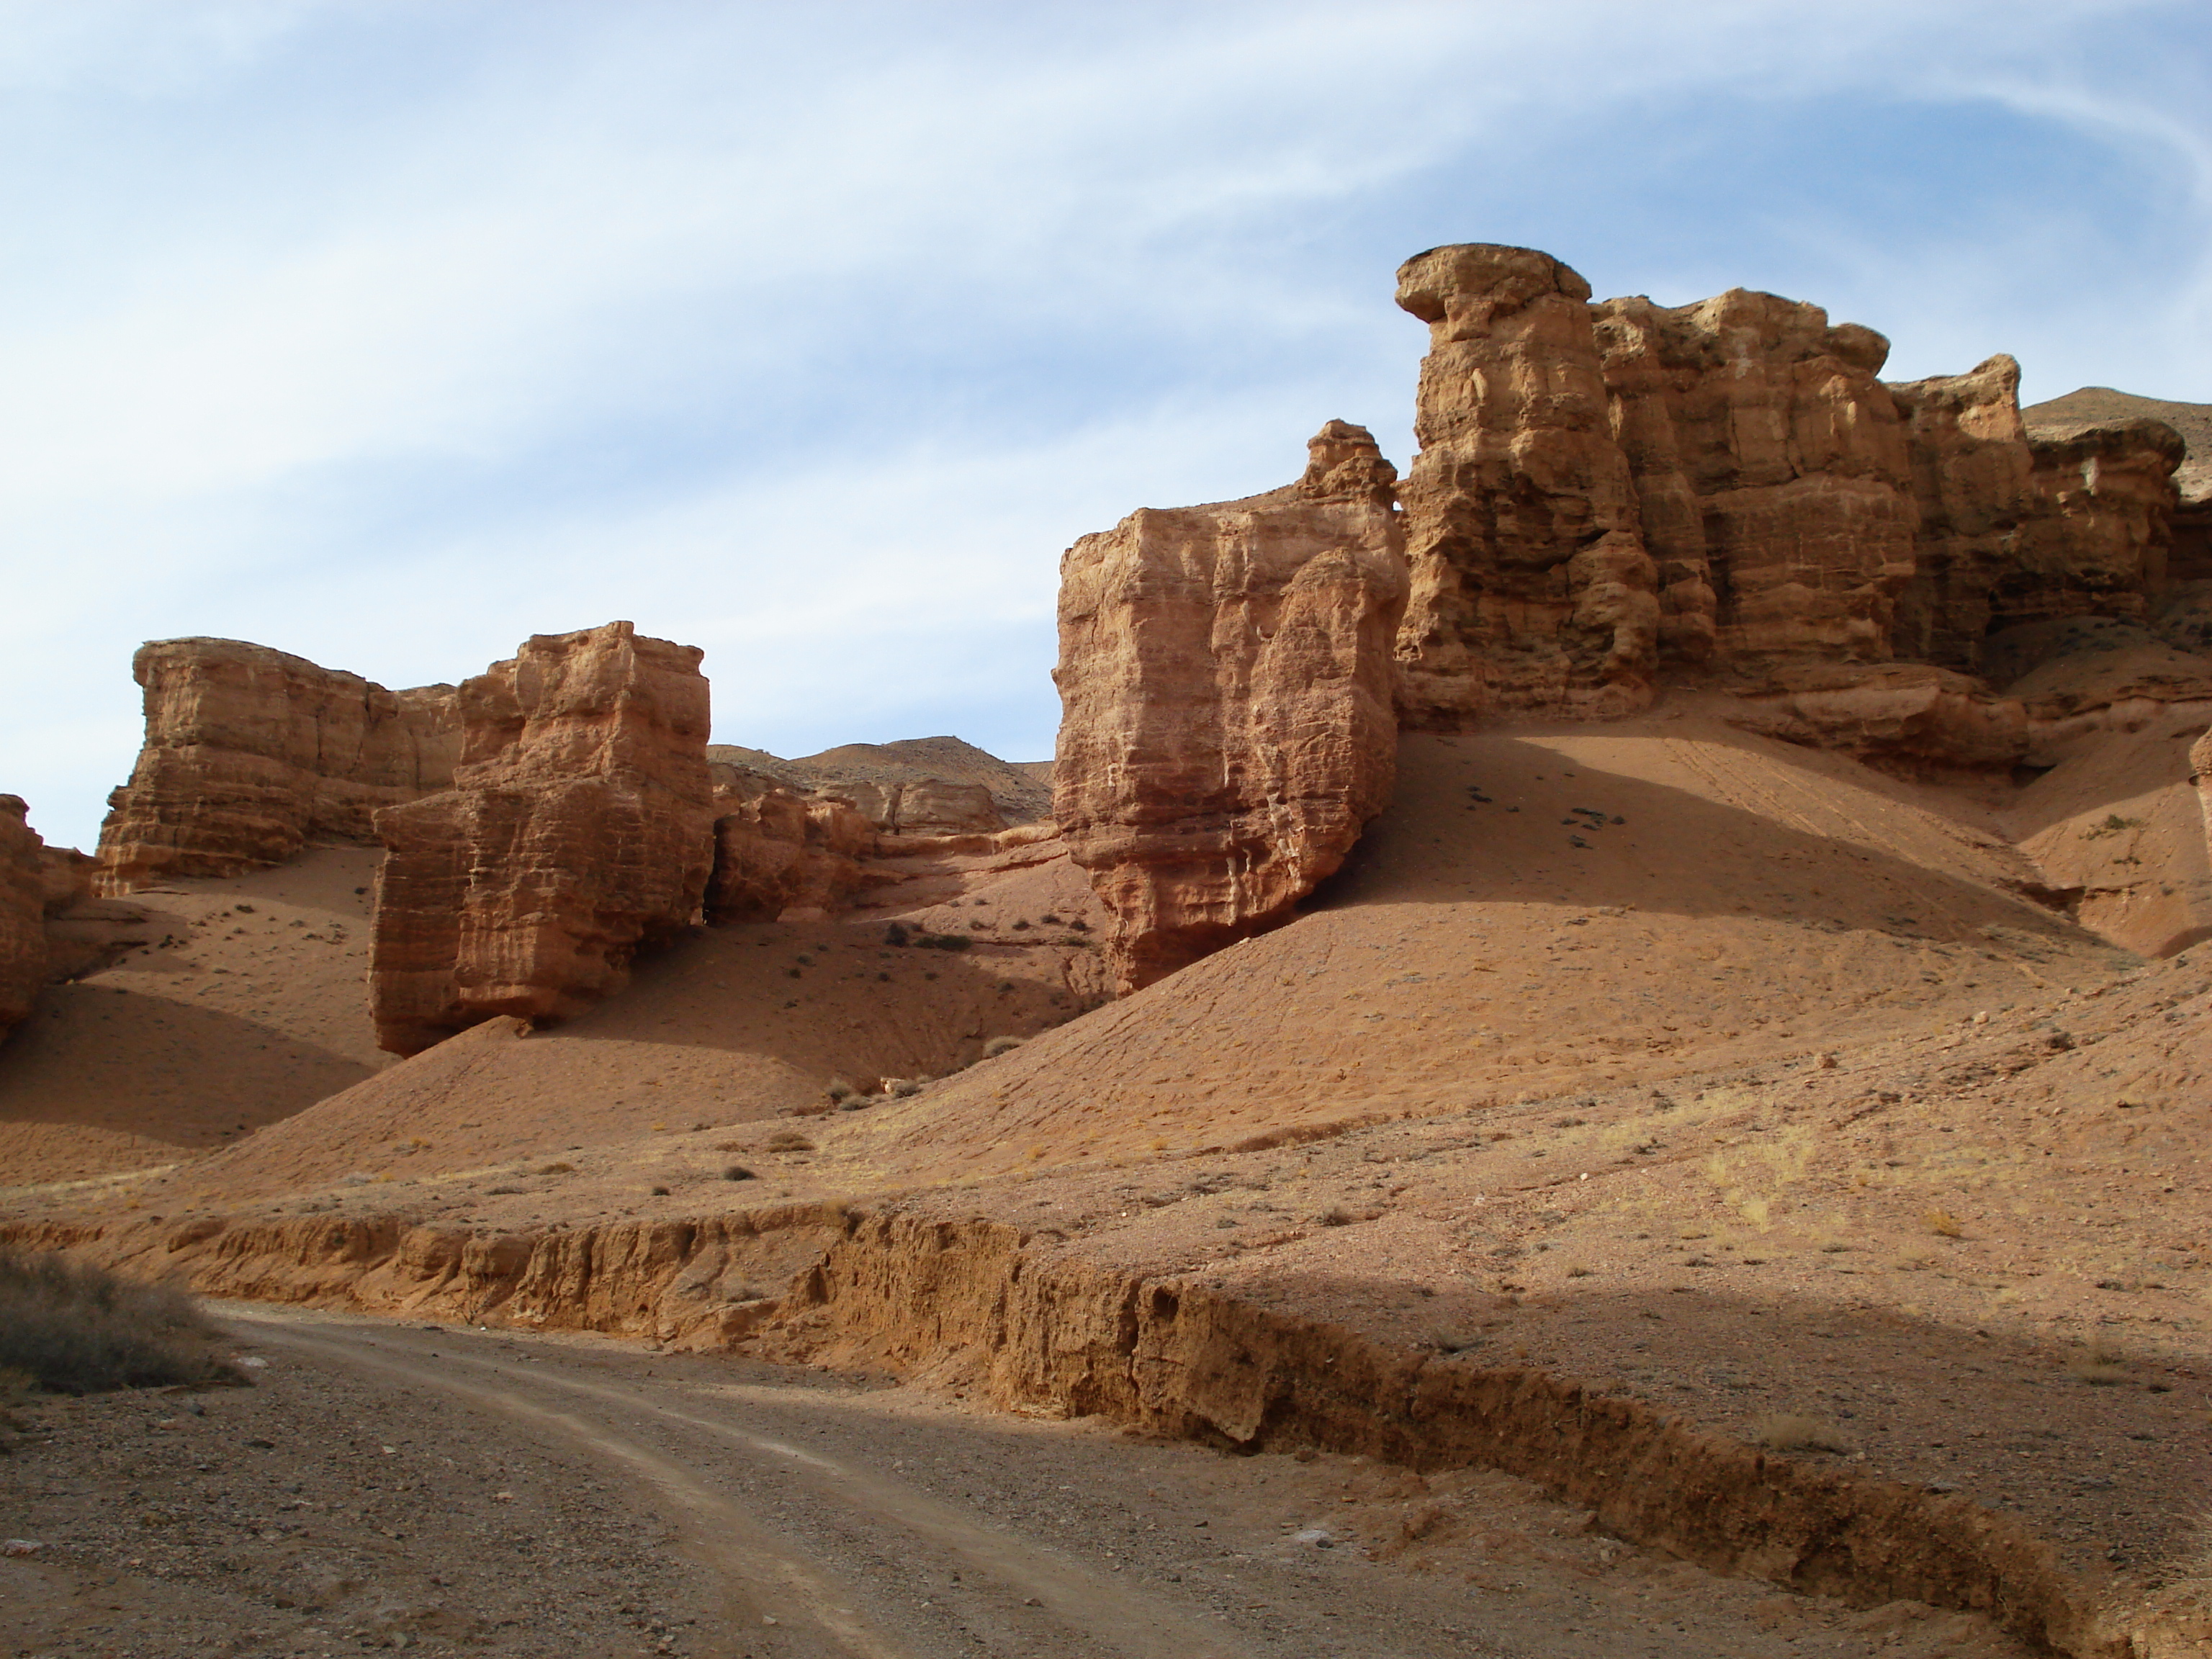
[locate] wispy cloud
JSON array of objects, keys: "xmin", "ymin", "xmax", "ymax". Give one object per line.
[{"xmin": 3, "ymin": 0, "xmax": 2205, "ymax": 847}]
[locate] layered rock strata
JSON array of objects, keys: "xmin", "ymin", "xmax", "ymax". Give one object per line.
[
  {"xmin": 704, "ymin": 770, "xmax": 878, "ymax": 922},
  {"xmin": 369, "ymin": 623, "xmax": 714, "ymax": 1056},
  {"xmin": 1054, "ymin": 421, "xmax": 1408, "ymax": 991},
  {"xmin": 1593, "ymin": 288, "xmax": 1911, "ymax": 673},
  {"xmin": 0, "ymin": 797, "xmax": 46, "ymax": 1037},
  {"xmin": 1393, "ymin": 246, "xmax": 1658, "ymax": 721},
  {"xmin": 96, "ymin": 639, "xmax": 460, "ymax": 892}
]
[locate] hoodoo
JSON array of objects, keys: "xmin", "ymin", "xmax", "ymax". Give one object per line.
[
  {"xmin": 1053, "ymin": 420, "xmax": 1408, "ymax": 992},
  {"xmin": 368, "ymin": 621, "xmax": 715, "ymax": 1056}
]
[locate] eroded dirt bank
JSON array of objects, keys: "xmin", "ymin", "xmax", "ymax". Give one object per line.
[{"xmin": 8, "ymin": 1203, "xmax": 2188, "ymax": 1658}]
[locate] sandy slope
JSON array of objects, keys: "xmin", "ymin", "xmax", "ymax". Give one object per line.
[{"xmin": 0, "ymin": 846, "xmax": 388, "ymax": 1186}]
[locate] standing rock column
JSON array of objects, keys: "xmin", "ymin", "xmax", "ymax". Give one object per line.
[
  {"xmin": 1393, "ymin": 243, "xmax": 1658, "ymax": 723},
  {"xmin": 369, "ymin": 622, "xmax": 714, "ymax": 1056},
  {"xmin": 0, "ymin": 797, "xmax": 46, "ymax": 1038},
  {"xmin": 1055, "ymin": 421, "xmax": 1408, "ymax": 992}
]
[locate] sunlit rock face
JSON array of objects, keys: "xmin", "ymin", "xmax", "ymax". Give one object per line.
[
  {"xmin": 1055, "ymin": 421, "xmax": 1408, "ymax": 992},
  {"xmin": 369, "ymin": 622, "xmax": 714, "ymax": 1056},
  {"xmin": 95, "ymin": 639, "xmax": 459, "ymax": 893},
  {"xmin": 1393, "ymin": 244, "xmax": 1658, "ymax": 724}
]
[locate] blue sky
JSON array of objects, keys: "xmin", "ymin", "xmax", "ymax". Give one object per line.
[{"xmin": 4, "ymin": 0, "xmax": 2208, "ymax": 849}]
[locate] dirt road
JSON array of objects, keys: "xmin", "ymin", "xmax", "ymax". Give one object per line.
[{"xmin": 0, "ymin": 1308, "xmax": 2022, "ymax": 1658}]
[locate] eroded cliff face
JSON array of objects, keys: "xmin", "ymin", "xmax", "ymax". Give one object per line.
[
  {"xmin": 96, "ymin": 639, "xmax": 460, "ymax": 893},
  {"xmin": 704, "ymin": 774, "xmax": 878, "ymax": 923},
  {"xmin": 369, "ymin": 622, "xmax": 714, "ymax": 1056},
  {"xmin": 1393, "ymin": 246, "xmax": 1658, "ymax": 722},
  {"xmin": 1054, "ymin": 421, "xmax": 1408, "ymax": 991},
  {"xmin": 0, "ymin": 797, "xmax": 45, "ymax": 1038},
  {"xmin": 1594, "ymin": 289, "xmax": 1912, "ymax": 674},
  {"xmin": 2010, "ymin": 417, "xmax": 2186, "ymax": 628}
]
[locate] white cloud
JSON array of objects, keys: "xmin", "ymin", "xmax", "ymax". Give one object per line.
[{"xmin": 4, "ymin": 0, "xmax": 2206, "ymax": 848}]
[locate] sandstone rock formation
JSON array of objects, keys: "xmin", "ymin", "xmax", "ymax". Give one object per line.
[
  {"xmin": 1887, "ymin": 354, "xmax": 2038, "ymax": 672},
  {"xmin": 1054, "ymin": 421, "xmax": 1408, "ymax": 991},
  {"xmin": 704, "ymin": 772, "xmax": 877, "ymax": 922},
  {"xmin": 1, "ymin": 797, "xmax": 46, "ymax": 1038},
  {"xmin": 1393, "ymin": 246, "xmax": 1657, "ymax": 722},
  {"xmin": 706, "ymin": 737, "xmax": 1049, "ymax": 828},
  {"xmin": 2026, "ymin": 387, "xmax": 2209, "ymax": 584},
  {"xmin": 1593, "ymin": 287, "xmax": 1914, "ymax": 673},
  {"xmin": 96, "ymin": 639, "xmax": 460, "ymax": 892},
  {"xmin": 369, "ymin": 623, "xmax": 714, "ymax": 1056},
  {"xmin": 2010, "ymin": 416, "xmax": 2185, "ymax": 627}
]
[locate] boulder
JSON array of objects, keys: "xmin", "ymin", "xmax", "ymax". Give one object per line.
[
  {"xmin": 96, "ymin": 639, "xmax": 459, "ymax": 892},
  {"xmin": 1054, "ymin": 421, "xmax": 1408, "ymax": 991},
  {"xmin": 369, "ymin": 622, "xmax": 714, "ymax": 1056},
  {"xmin": 0, "ymin": 796, "xmax": 45, "ymax": 1037},
  {"xmin": 1394, "ymin": 245, "xmax": 1658, "ymax": 721}
]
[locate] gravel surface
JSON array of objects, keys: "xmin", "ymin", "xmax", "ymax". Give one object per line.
[{"xmin": 1, "ymin": 1306, "xmax": 2027, "ymax": 1658}]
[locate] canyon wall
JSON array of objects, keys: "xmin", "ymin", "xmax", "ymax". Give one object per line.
[
  {"xmin": 1054, "ymin": 421, "xmax": 1408, "ymax": 991},
  {"xmin": 703, "ymin": 773, "xmax": 878, "ymax": 923},
  {"xmin": 369, "ymin": 622, "xmax": 714, "ymax": 1056},
  {"xmin": 96, "ymin": 639, "xmax": 460, "ymax": 892}
]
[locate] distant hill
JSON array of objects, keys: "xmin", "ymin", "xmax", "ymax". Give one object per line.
[{"xmin": 705, "ymin": 735, "xmax": 1054, "ymax": 823}]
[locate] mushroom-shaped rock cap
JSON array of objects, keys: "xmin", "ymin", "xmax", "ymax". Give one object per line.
[{"xmin": 1395, "ymin": 243, "xmax": 1592, "ymax": 339}]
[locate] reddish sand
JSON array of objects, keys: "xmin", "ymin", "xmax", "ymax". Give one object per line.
[{"xmin": 5, "ymin": 714, "xmax": 2208, "ymax": 1640}]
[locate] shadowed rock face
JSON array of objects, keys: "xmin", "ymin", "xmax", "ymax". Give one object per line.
[
  {"xmin": 0, "ymin": 796, "xmax": 44, "ymax": 1036},
  {"xmin": 94, "ymin": 639, "xmax": 460, "ymax": 894},
  {"xmin": 704, "ymin": 777, "xmax": 877, "ymax": 923},
  {"xmin": 2010, "ymin": 418, "xmax": 2186, "ymax": 629},
  {"xmin": 1054, "ymin": 421, "xmax": 1408, "ymax": 992},
  {"xmin": 369, "ymin": 622, "xmax": 714, "ymax": 1056},
  {"xmin": 1393, "ymin": 246, "xmax": 1658, "ymax": 722},
  {"xmin": 1887, "ymin": 354, "xmax": 2038, "ymax": 673}
]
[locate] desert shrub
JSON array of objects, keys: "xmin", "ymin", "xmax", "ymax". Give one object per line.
[
  {"xmin": 537, "ymin": 1162, "xmax": 576, "ymax": 1176},
  {"xmin": 1040, "ymin": 913, "xmax": 1062, "ymax": 925},
  {"xmin": 650, "ymin": 1184, "xmax": 672, "ymax": 1197},
  {"xmin": 723, "ymin": 1165, "xmax": 757, "ymax": 1182},
  {"xmin": 1429, "ymin": 1327, "xmax": 1480, "ymax": 1354},
  {"xmin": 1011, "ymin": 918, "xmax": 1030, "ymax": 930},
  {"xmin": 884, "ymin": 922, "xmax": 910, "ymax": 947},
  {"xmin": 824, "ymin": 1076, "xmax": 855, "ymax": 1103},
  {"xmin": 982, "ymin": 1035, "xmax": 1025, "ymax": 1058},
  {"xmin": 1750, "ymin": 1413, "xmax": 1853, "ymax": 1455},
  {"xmin": 766, "ymin": 1130, "xmax": 816, "ymax": 1153},
  {"xmin": 1317, "ymin": 1206, "xmax": 1355, "ymax": 1227},
  {"xmin": 891, "ymin": 1078, "xmax": 925, "ymax": 1097},
  {"xmin": 1925, "ymin": 1207, "xmax": 1964, "ymax": 1238},
  {"xmin": 0, "ymin": 1247, "xmax": 242, "ymax": 1395},
  {"xmin": 919, "ymin": 933, "xmax": 972, "ymax": 952}
]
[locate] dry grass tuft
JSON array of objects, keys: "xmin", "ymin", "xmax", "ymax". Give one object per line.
[
  {"xmin": 1925, "ymin": 1208, "xmax": 1964, "ymax": 1238},
  {"xmin": 983, "ymin": 1035, "xmax": 1026, "ymax": 1058},
  {"xmin": 765, "ymin": 1130, "xmax": 816, "ymax": 1154},
  {"xmin": 1750, "ymin": 1413, "xmax": 1853, "ymax": 1455},
  {"xmin": 2067, "ymin": 1342, "xmax": 2128, "ymax": 1385},
  {"xmin": 0, "ymin": 1247, "xmax": 243, "ymax": 1396},
  {"xmin": 536, "ymin": 1162, "xmax": 576, "ymax": 1177}
]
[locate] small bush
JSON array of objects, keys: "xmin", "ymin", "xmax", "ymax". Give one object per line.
[
  {"xmin": 650, "ymin": 1184, "xmax": 672, "ymax": 1197},
  {"xmin": 1317, "ymin": 1206, "xmax": 1355, "ymax": 1227},
  {"xmin": 1040, "ymin": 913, "xmax": 1062, "ymax": 925},
  {"xmin": 2068, "ymin": 1343, "xmax": 2128, "ymax": 1385},
  {"xmin": 891, "ymin": 1078, "xmax": 925, "ymax": 1098},
  {"xmin": 1012, "ymin": 918, "xmax": 1030, "ymax": 931},
  {"xmin": 766, "ymin": 1130, "xmax": 816, "ymax": 1153},
  {"xmin": 824, "ymin": 1077, "xmax": 855, "ymax": 1103},
  {"xmin": 0, "ymin": 1248, "xmax": 243, "ymax": 1395},
  {"xmin": 919, "ymin": 933, "xmax": 972, "ymax": 952},
  {"xmin": 884, "ymin": 922, "xmax": 910, "ymax": 947},
  {"xmin": 1751, "ymin": 1413, "xmax": 1853, "ymax": 1455},
  {"xmin": 1925, "ymin": 1208, "xmax": 1964, "ymax": 1238},
  {"xmin": 537, "ymin": 1162, "xmax": 576, "ymax": 1177},
  {"xmin": 723, "ymin": 1165, "xmax": 757, "ymax": 1182},
  {"xmin": 1429, "ymin": 1327, "xmax": 1480, "ymax": 1354},
  {"xmin": 983, "ymin": 1035, "xmax": 1025, "ymax": 1058}
]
